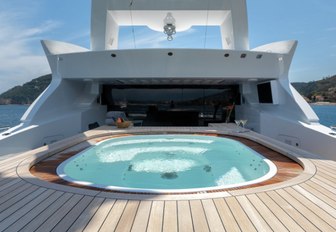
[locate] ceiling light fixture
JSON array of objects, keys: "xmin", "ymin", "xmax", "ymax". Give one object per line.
[{"xmin": 163, "ymin": 13, "xmax": 176, "ymax": 41}]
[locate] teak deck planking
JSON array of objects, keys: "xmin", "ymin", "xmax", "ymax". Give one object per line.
[{"xmin": 0, "ymin": 127, "xmax": 336, "ymax": 231}]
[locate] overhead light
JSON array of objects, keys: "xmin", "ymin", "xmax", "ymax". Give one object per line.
[
  {"xmin": 164, "ymin": 24, "xmax": 176, "ymax": 41},
  {"xmin": 163, "ymin": 13, "xmax": 176, "ymax": 41}
]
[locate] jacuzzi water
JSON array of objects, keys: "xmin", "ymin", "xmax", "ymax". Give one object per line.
[{"xmin": 57, "ymin": 134, "xmax": 277, "ymax": 193}]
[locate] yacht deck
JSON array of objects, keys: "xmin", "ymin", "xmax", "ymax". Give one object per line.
[{"xmin": 0, "ymin": 126, "xmax": 335, "ymax": 231}]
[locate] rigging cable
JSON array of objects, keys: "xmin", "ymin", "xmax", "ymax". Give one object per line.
[
  {"xmin": 203, "ymin": 0, "xmax": 210, "ymax": 48},
  {"xmin": 129, "ymin": 0, "xmax": 137, "ymax": 48}
]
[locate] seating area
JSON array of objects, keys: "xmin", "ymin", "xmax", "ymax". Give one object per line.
[
  {"xmin": 104, "ymin": 105, "xmax": 234, "ymax": 127},
  {"xmin": 105, "ymin": 111, "xmax": 142, "ymax": 128}
]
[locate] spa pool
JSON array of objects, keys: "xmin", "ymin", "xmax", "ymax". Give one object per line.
[{"xmin": 57, "ymin": 134, "xmax": 277, "ymax": 193}]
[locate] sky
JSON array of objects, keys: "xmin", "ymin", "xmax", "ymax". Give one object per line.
[{"xmin": 0, "ymin": 0, "xmax": 335, "ymax": 94}]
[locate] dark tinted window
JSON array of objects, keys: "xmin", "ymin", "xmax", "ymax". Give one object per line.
[{"xmin": 257, "ymin": 82, "xmax": 273, "ymax": 103}]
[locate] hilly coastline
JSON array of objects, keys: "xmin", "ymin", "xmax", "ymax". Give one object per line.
[
  {"xmin": 0, "ymin": 74, "xmax": 51, "ymax": 105},
  {"xmin": 292, "ymin": 75, "xmax": 336, "ymax": 103},
  {"xmin": 0, "ymin": 74, "xmax": 335, "ymax": 105}
]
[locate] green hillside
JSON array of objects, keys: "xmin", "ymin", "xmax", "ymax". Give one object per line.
[
  {"xmin": 0, "ymin": 74, "xmax": 52, "ymax": 105},
  {"xmin": 292, "ymin": 75, "xmax": 336, "ymax": 102}
]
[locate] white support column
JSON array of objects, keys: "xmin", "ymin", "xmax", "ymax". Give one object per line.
[
  {"xmin": 220, "ymin": 12, "xmax": 234, "ymax": 49},
  {"xmin": 91, "ymin": 0, "xmax": 108, "ymax": 50},
  {"xmin": 230, "ymin": 0, "xmax": 249, "ymax": 50},
  {"xmin": 106, "ymin": 11, "xmax": 119, "ymax": 49}
]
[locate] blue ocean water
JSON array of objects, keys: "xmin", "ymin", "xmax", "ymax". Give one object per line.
[
  {"xmin": 0, "ymin": 104, "xmax": 335, "ymax": 129},
  {"xmin": 311, "ymin": 105, "xmax": 336, "ymax": 127},
  {"xmin": 0, "ymin": 105, "xmax": 29, "ymax": 129}
]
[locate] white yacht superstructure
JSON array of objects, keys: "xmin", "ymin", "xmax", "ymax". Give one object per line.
[{"xmin": 1, "ymin": 0, "xmax": 335, "ymax": 159}]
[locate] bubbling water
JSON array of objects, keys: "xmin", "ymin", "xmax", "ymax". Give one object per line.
[{"xmin": 57, "ymin": 134, "xmax": 277, "ymax": 193}]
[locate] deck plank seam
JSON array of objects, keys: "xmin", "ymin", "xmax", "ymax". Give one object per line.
[
  {"xmin": 177, "ymin": 200, "xmax": 194, "ymax": 232},
  {"xmin": 313, "ymin": 163, "xmax": 336, "ymax": 175},
  {"xmin": 316, "ymin": 167, "xmax": 336, "ymax": 181},
  {"xmin": 79, "ymin": 197, "xmax": 106, "ymax": 232},
  {"xmin": 313, "ymin": 172, "xmax": 336, "ymax": 184},
  {"xmin": 102, "ymin": 199, "xmax": 128, "ymax": 231},
  {"xmin": 0, "ymin": 184, "xmax": 37, "ymax": 213},
  {"xmin": 0, "ymin": 187, "xmax": 47, "ymax": 224},
  {"xmin": 257, "ymin": 192, "xmax": 305, "ymax": 232},
  {"xmin": 189, "ymin": 200, "xmax": 210, "ymax": 232},
  {"xmin": 173, "ymin": 200, "xmax": 178, "ymax": 232},
  {"xmin": 161, "ymin": 200, "xmax": 176, "ymax": 232},
  {"xmin": 265, "ymin": 191, "xmax": 304, "ymax": 231},
  {"xmin": 49, "ymin": 194, "xmax": 87, "ymax": 232},
  {"xmin": 315, "ymin": 162, "xmax": 336, "ymax": 173},
  {"xmin": 143, "ymin": 201, "xmax": 153, "ymax": 232},
  {"xmin": 41, "ymin": 194, "xmax": 84, "ymax": 232},
  {"xmin": 148, "ymin": 201, "xmax": 164, "ymax": 232},
  {"xmin": 63, "ymin": 195, "xmax": 96, "ymax": 232},
  {"xmin": 113, "ymin": 200, "xmax": 130, "ymax": 231},
  {"xmin": 0, "ymin": 180, "xmax": 24, "ymax": 196},
  {"xmin": 266, "ymin": 190, "xmax": 319, "ymax": 231},
  {"xmin": 315, "ymin": 170, "xmax": 336, "ymax": 183},
  {"xmin": 86, "ymin": 198, "xmax": 116, "ymax": 232},
  {"xmin": 8, "ymin": 190, "xmax": 65, "ymax": 232},
  {"xmin": 310, "ymin": 177, "xmax": 336, "ymax": 194},
  {"xmin": 208, "ymin": 199, "xmax": 227, "ymax": 231},
  {"xmin": 96, "ymin": 199, "xmax": 116, "ymax": 232},
  {"xmin": 303, "ymin": 180, "xmax": 336, "ymax": 204},
  {"xmin": 188, "ymin": 200, "xmax": 196, "ymax": 232},
  {"xmin": 0, "ymin": 189, "xmax": 56, "ymax": 231},
  {"xmin": 114, "ymin": 200, "xmax": 140, "ymax": 232},
  {"xmin": 130, "ymin": 201, "xmax": 152, "ymax": 232},
  {"xmin": 314, "ymin": 160, "xmax": 336, "ymax": 169},
  {"xmin": 246, "ymin": 194, "xmax": 280, "ymax": 231},
  {"xmin": 227, "ymin": 197, "xmax": 257, "ymax": 232},
  {"xmin": 236, "ymin": 195, "xmax": 272, "ymax": 232},
  {"xmin": 299, "ymin": 183, "xmax": 336, "ymax": 210},
  {"xmin": 211, "ymin": 198, "xmax": 238, "ymax": 231},
  {"xmin": 0, "ymin": 174, "xmax": 19, "ymax": 186},
  {"xmin": 19, "ymin": 192, "xmax": 74, "ymax": 231},
  {"xmin": 127, "ymin": 200, "xmax": 141, "ymax": 232},
  {"xmin": 253, "ymin": 193, "xmax": 288, "ymax": 231},
  {"xmin": 162, "ymin": 201, "xmax": 167, "ymax": 232},
  {"xmin": 289, "ymin": 185, "xmax": 336, "ymax": 230},
  {"xmin": 304, "ymin": 181, "xmax": 336, "ymax": 208},
  {"xmin": 280, "ymin": 187, "xmax": 335, "ymax": 231},
  {"xmin": 201, "ymin": 199, "xmax": 226, "ymax": 232},
  {"xmin": 200, "ymin": 199, "xmax": 214, "ymax": 232},
  {"xmin": 218, "ymin": 198, "xmax": 241, "ymax": 232}
]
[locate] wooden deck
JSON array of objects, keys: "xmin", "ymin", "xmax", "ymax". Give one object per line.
[{"xmin": 0, "ymin": 126, "xmax": 336, "ymax": 231}]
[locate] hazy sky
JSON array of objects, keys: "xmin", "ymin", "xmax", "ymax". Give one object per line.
[{"xmin": 0, "ymin": 0, "xmax": 335, "ymax": 94}]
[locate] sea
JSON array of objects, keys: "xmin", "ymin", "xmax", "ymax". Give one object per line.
[
  {"xmin": 0, "ymin": 104, "xmax": 336, "ymax": 130},
  {"xmin": 0, "ymin": 105, "xmax": 29, "ymax": 129}
]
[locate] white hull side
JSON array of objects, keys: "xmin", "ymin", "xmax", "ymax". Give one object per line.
[
  {"xmin": 0, "ymin": 79, "xmax": 106, "ymax": 156},
  {"xmin": 236, "ymin": 78, "xmax": 336, "ymax": 159}
]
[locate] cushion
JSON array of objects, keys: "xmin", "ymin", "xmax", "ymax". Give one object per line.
[{"xmin": 105, "ymin": 118, "xmax": 116, "ymax": 125}]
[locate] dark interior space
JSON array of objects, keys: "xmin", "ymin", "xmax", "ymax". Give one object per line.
[
  {"xmin": 257, "ymin": 82, "xmax": 273, "ymax": 103},
  {"xmin": 101, "ymin": 84, "xmax": 240, "ymax": 126}
]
